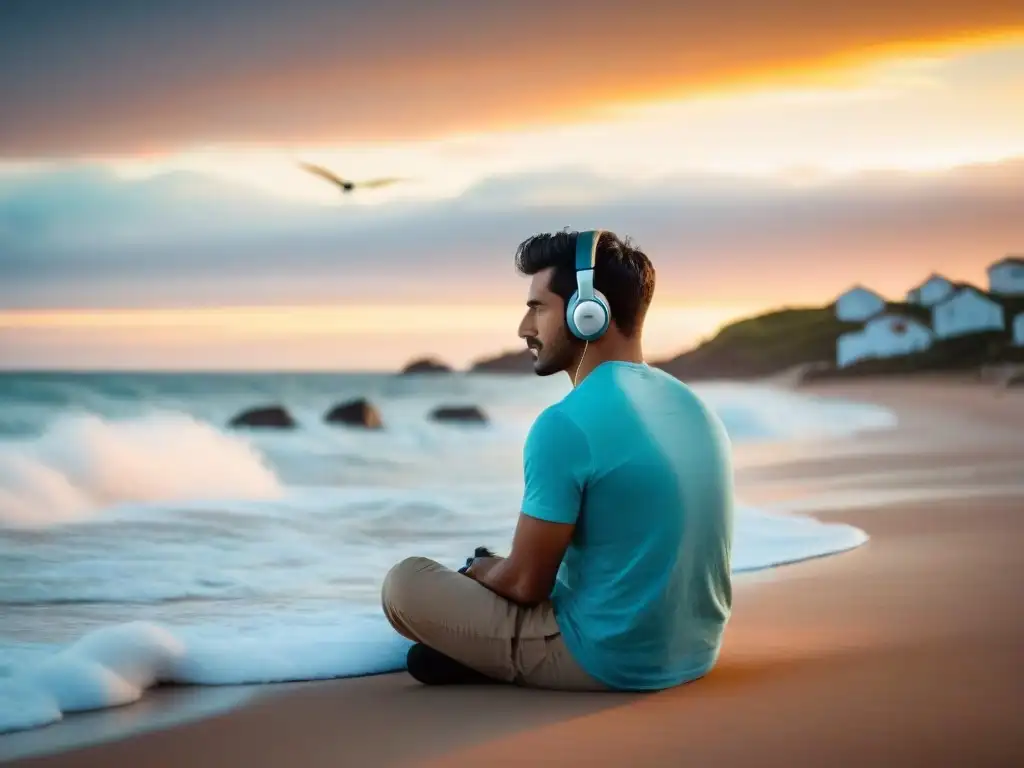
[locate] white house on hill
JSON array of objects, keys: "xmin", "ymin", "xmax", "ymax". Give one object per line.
[
  {"xmin": 931, "ymin": 286, "xmax": 1005, "ymax": 339},
  {"xmin": 988, "ymin": 256, "xmax": 1024, "ymax": 296},
  {"xmin": 834, "ymin": 285, "xmax": 886, "ymax": 322},
  {"xmin": 1014, "ymin": 314, "xmax": 1024, "ymax": 347},
  {"xmin": 906, "ymin": 273, "xmax": 954, "ymax": 306},
  {"xmin": 836, "ymin": 313, "xmax": 934, "ymax": 368}
]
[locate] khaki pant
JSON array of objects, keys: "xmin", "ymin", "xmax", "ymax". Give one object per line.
[{"xmin": 381, "ymin": 556, "xmax": 608, "ymax": 691}]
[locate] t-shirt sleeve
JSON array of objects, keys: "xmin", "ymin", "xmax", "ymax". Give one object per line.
[{"xmin": 520, "ymin": 407, "xmax": 592, "ymax": 525}]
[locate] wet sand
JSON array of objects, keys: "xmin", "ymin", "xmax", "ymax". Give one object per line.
[{"xmin": 4, "ymin": 379, "xmax": 1023, "ymax": 767}]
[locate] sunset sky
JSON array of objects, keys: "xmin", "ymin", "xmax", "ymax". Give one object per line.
[{"xmin": 1, "ymin": 0, "xmax": 1023, "ymax": 370}]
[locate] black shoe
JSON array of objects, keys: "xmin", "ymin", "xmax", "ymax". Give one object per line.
[{"xmin": 405, "ymin": 643, "xmax": 497, "ymax": 686}]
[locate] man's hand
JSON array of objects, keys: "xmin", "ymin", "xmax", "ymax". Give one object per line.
[
  {"xmin": 464, "ymin": 556, "xmax": 503, "ymax": 582},
  {"xmin": 463, "ymin": 514, "xmax": 574, "ymax": 606}
]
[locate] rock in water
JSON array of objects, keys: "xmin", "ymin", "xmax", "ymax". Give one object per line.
[
  {"xmin": 228, "ymin": 405, "xmax": 296, "ymax": 429},
  {"xmin": 469, "ymin": 349, "xmax": 534, "ymax": 373},
  {"xmin": 400, "ymin": 357, "xmax": 452, "ymax": 374},
  {"xmin": 429, "ymin": 405, "xmax": 488, "ymax": 424},
  {"xmin": 324, "ymin": 398, "xmax": 383, "ymax": 429}
]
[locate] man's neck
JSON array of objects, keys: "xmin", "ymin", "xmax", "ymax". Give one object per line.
[{"xmin": 568, "ymin": 339, "xmax": 645, "ymax": 387}]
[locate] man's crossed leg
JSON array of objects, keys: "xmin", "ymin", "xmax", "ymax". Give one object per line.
[{"xmin": 381, "ymin": 556, "xmax": 606, "ymax": 691}]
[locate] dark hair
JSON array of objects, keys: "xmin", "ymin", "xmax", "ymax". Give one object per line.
[{"xmin": 514, "ymin": 229, "xmax": 656, "ymax": 337}]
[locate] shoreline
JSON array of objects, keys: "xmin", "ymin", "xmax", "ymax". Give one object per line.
[{"xmin": 3, "ymin": 378, "xmax": 1023, "ymax": 766}]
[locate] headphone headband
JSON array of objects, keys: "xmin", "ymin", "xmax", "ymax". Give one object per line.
[
  {"xmin": 575, "ymin": 230, "xmax": 602, "ymax": 271},
  {"xmin": 566, "ymin": 229, "xmax": 610, "ymax": 341}
]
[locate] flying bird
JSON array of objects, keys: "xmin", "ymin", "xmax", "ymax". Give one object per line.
[{"xmin": 298, "ymin": 161, "xmax": 405, "ymax": 193}]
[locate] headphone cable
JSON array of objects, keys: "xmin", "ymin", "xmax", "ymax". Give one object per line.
[{"xmin": 573, "ymin": 341, "xmax": 589, "ymax": 388}]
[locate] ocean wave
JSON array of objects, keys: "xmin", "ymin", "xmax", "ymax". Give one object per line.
[
  {"xmin": 696, "ymin": 383, "xmax": 897, "ymax": 442},
  {"xmin": 0, "ymin": 374, "xmax": 894, "ymax": 736},
  {"xmin": 0, "ymin": 412, "xmax": 282, "ymax": 528},
  {"xmin": 0, "ymin": 373, "xmax": 900, "ymax": 526},
  {"xmin": 0, "ymin": 593, "xmax": 255, "ymax": 608},
  {"xmin": 0, "ymin": 503, "xmax": 868, "ymax": 609},
  {"xmin": 0, "ymin": 504, "xmax": 871, "ymax": 735}
]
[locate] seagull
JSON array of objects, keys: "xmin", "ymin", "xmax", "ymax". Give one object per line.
[{"xmin": 298, "ymin": 161, "xmax": 405, "ymax": 193}]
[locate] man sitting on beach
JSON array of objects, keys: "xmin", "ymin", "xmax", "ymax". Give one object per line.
[{"xmin": 382, "ymin": 229, "xmax": 734, "ymax": 691}]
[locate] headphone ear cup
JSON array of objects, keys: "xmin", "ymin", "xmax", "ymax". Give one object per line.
[
  {"xmin": 565, "ymin": 290, "xmax": 581, "ymax": 338},
  {"xmin": 593, "ymin": 290, "xmax": 611, "ymax": 327},
  {"xmin": 581, "ymin": 290, "xmax": 611, "ymax": 339},
  {"xmin": 570, "ymin": 296, "xmax": 611, "ymax": 340}
]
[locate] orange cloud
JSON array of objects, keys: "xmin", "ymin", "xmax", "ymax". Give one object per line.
[{"xmin": 1, "ymin": 2, "xmax": 1023, "ymax": 156}]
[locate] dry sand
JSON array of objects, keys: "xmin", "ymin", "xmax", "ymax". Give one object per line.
[{"xmin": 4, "ymin": 378, "xmax": 1023, "ymax": 767}]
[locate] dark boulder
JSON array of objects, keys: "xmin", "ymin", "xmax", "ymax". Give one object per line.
[
  {"xmin": 469, "ymin": 349, "xmax": 534, "ymax": 373},
  {"xmin": 229, "ymin": 405, "xmax": 296, "ymax": 429},
  {"xmin": 324, "ymin": 398, "xmax": 383, "ymax": 429},
  {"xmin": 400, "ymin": 357, "xmax": 452, "ymax": 374},
  {"xmin": 429, "ymin": 405, "xmax": 488, "ymax": 424}
]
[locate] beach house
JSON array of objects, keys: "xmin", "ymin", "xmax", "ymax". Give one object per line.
[
  {"xmin": 988, "ymin": 256, "xmax": 1024, "ymax": 296},
  {"xmin": 931, "ymin": 286, "xmax": 1005, "ymax": 339},
  {"xmin": 834, "ymin": 285, "xmax": 886, "ymax": 322},
  {"xmin": 836, "ymin": 312, "xmax": 934, "ymax": 368},
  {"xmin": 836, "ymin": 331, "xmax": 871, "ymax": 368},
  {"xmin": 906, "ymin": 273, "xmax": 954, "ymax": 307}
]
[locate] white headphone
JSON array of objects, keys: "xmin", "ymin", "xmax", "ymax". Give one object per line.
[{"xmin": 565, "ymin": 230, "xmax": 611, "ymax": 341}]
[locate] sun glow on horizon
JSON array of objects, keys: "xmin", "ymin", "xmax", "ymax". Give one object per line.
[{"xmin": 0, "ymin": 303, "xmax": 754, "ymax": 370}]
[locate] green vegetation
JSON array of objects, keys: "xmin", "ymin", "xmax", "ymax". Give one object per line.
[
  {"xmin": 653, "ymin": 305, "xmax": 858, "ymax": 380},
  {"xmin": 653, "ymin": 299, "xmax": 1024, "ymax": 381}
]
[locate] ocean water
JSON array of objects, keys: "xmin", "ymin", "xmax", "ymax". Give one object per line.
[{"xmin": 0, "ymin": 370, "xmax": 897, "ymax": 735}]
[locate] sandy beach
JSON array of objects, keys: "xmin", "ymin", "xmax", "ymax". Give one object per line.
[{"xmin": 3, "ymin": 378, "xmax": 1023, "ymax": 767}]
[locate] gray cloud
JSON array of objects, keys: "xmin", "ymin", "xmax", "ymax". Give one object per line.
[{"xmin": 1, "ymin": 158, "xmax": 1022, "ymax": 310}]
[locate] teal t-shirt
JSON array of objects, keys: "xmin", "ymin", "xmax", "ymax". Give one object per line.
[{"xmin": 520, "ymin": 361, "xmax": 734, "ymax": 691}]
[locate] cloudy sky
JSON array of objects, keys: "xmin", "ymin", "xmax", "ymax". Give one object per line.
[{"xmin": 1, "ymin": 0, "xmax": 1023, "ymax": 370}]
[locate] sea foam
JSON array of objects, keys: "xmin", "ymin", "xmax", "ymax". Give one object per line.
[
  {"xmin": 0, "ymin": 613, "xmax": 412, "ymax": 734},
  {"xmin": 0, "ymin": 412, "xmax": 282, "ymax": 528}
]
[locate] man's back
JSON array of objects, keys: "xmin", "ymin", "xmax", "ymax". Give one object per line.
[{"xmin": 521, "ymin": 360, "xmax": 734, "ymax": 690}]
